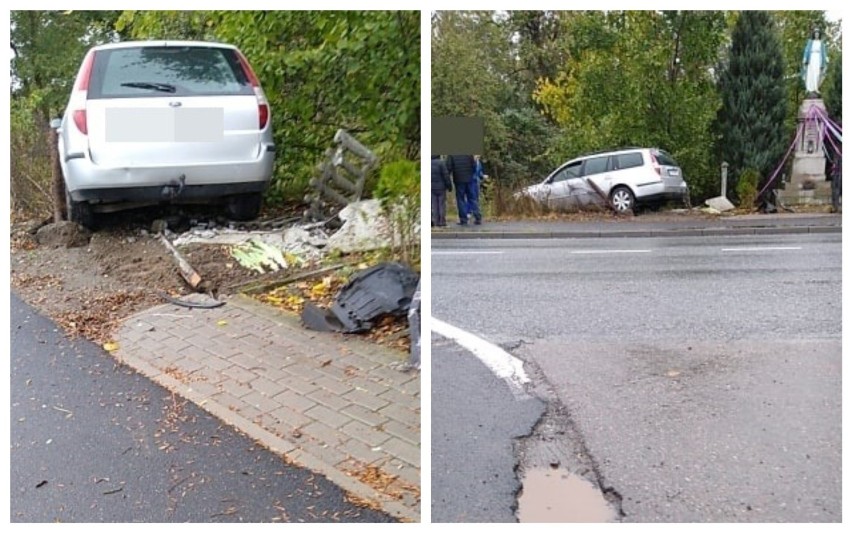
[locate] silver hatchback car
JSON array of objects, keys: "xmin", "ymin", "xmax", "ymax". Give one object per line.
[
  {"xmin": 520, "ymin": 147, "xmax": 689, "ymax": 213},
  {"xmin": 56, "ymin": 41, "xmax": 275, "ymax": 227}
]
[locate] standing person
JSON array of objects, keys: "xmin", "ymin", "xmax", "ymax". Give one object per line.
[
  {"xmin": 446, "ymin": 154, "xmax": 481, "ymax": 225},
  {"xmin": 471, "ymin": 155, "xmax": 484, "ymax": 218},
  {"xmin": 431, "ymin": 155, "xmax": 452, "ymax": 227}
]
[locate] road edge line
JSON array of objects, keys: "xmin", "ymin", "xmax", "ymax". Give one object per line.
[{"xmin": 432, "ymin": 318, "xmax": 531, "ymax": 399}]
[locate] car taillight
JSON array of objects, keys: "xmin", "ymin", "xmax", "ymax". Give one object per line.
[
  {"xmin": 236, "ymin": 50, "xmax": 269, "ymax": 130},
  {"xmin": 258, "ymin": 103, "xmax": 269, "ymax": 130},
  {"xmin": 73, "ymin": 110, "xmax": 88, "ymax": 135},
  {"xmin": 76, "ymin": 51, "xmax": 95, "ymax": 91},
  {"xmin": 650, "ymin": 153, "xmax": 662, "ymax": 176}
]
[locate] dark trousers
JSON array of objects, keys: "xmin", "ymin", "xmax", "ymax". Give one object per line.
[
  {"xmin": 431, "ymin": 189, "xmax": 448, "ymax": 226},
  {"xmin": 454, "ymin": 181, "xmax": 481, "ymax": 224}
]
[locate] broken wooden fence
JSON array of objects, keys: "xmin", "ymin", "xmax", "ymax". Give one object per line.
[{"xmin": 304, "ymin": 129, "xmax": 378, "ymax": 221}]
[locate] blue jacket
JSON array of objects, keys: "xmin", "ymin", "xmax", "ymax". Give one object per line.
[{"xmin": 473, "ymin": 159, "xmax": 484, "ymax": 183}]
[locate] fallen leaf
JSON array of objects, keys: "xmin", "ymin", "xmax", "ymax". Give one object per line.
[
  {"xmin": 103, "ymin": 342, "xmax": 119, "ymax": 352},
  {"xmin": 216, "ymin": 320, "xmax": 228, "ymax": 327}
]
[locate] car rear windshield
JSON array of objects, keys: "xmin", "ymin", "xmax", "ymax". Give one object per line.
[
  {"xmin": 87, "ymin": 46, "xmax": 254, "ymax": 99},
  {"xmin": 653, "ymin": 150, "xmax": 679, "ymax": 167}
]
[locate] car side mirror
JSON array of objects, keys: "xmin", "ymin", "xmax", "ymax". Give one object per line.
[{"xmin": 50, "ymin": 118, "xmax": 62, "ymax": 129}]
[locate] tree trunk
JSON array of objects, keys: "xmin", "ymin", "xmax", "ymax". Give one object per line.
[{"xmin": 48, "ymin": 126, "xmax": 66, "ymax": 222}]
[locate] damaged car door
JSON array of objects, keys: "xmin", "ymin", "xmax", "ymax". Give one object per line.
[
  {"xmin": 574, "ymin": 155, "xmax": 612, "ymax": 208},
  {"xmin": 541, "ymin": 160, "xmax": 583, "ymax": 210}
]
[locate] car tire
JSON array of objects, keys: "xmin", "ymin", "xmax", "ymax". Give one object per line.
[
  {"xmin": 65, "ymin": 188, "xmax": 96, "ymax": 229},
  {"xmin": 226, "ymin": 193, "xmax": 263, "ymax": 221},
  {"xmin": 610, "ymin": 186, "xmax": 635, "ymax": 213}
]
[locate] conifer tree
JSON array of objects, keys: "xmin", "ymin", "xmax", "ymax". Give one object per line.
[{"xmin": 715, "ymin": 11, "xmax": 789, "ymax": 196}]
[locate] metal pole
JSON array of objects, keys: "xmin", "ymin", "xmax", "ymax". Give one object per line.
[{"xmin": 721, "ymin": 162, "xmax": 729, "ymax": 199}]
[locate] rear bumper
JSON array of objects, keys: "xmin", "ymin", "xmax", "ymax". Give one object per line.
[
  {"xmin": 72, "ymin": 181, "xmax": 268, "ymax": 203},
  {"xmin": 64, "ymin": 145, "xmax": 275, "ymax": 203},
  {"xmin": 635, "ymin": 181, "xmax": 688, "ymax": 203}
]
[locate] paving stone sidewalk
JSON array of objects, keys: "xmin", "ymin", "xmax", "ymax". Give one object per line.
[{"xmin": 114, "ymin": 294, "xmax": 420, "ymax": 522}]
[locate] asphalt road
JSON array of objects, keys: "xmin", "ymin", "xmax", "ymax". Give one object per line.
[
  {"xmin": 9, "ymin": 292, "xmax": 393, "ymax": 523},
  {"xmin": 431, "ymin": 233, "xmax": 841, "ymax": 522},
  {"xmin": 431, "ymin": 334, "xmax": 543, "ymax": 523}
]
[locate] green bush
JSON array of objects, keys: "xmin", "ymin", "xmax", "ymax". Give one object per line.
[
  {"xmin": 374, "ymin": 159, "xmax": 419, "ymax": 267},
  {"xmin": 375, "ymin": 159, "xmax": 418, "ymax": 202},
  {"xmin": 736, "ymin": 167, "xmax": 761, "ymax": 209}
]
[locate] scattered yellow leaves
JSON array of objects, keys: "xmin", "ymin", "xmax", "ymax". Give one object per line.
[
  {"xmin": 309, "ymin": 276, "xmax": 336, "ymax": 298},
  {"xmin": 285, "ymin": 295, "xmax": 304, "ymax": 307}
]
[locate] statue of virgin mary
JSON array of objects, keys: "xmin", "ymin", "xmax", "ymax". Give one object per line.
[{"xmin": 802, "ymin": 28, "xmax": 828, "ymax": 96}]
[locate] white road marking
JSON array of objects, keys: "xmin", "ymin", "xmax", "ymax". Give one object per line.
[
  {"xmin": 570, "ymin": 249, "xmax": 651, "ymax": 254},
  {"xmin": 432, "ymin": 251, "xmax": 505, "ymax": 255},
  {"xmin": 431, "ymin": 318, "xmax": 531, "ymax": 399},
  {"xmin": 721, "ymin": 247, "xmax": 803, "ymax": 252}
]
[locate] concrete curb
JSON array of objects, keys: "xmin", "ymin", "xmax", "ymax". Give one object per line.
[{"xmin": 431, "ymin": 224, "xmax": 841, "ymax": 240}]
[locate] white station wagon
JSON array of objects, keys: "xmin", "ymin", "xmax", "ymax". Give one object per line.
[
  {"xmin": 520, "ymin": 147, "xmax": 689, "ymax": 213},
  {"xmin": 55, "ymin": 41, "xmax": 275, "ymax": 227}
]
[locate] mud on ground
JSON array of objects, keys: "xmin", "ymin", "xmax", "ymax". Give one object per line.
[
  {"xmin": 10, "ymin": 209, "xmax": 412, "ymax": 352},
  {"xmin": 11, "ymin": 222, "xmax": 263, "ymax": 344}
]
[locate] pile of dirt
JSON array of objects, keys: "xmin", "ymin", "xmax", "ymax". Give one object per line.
[
  {"xmin": 35, "ymin": 221, "xmax": 93, "ymax": 248},
  {"xmin": 181, "ymin": 244, "xmax": 262, "ymax": 295},
  {"xmin": 10, "ymin": 224, "xmax": 261, "ymax": 344},
  {"xmin": 88, "ymin": 231, "xmax": 184, "ymax": 293}
]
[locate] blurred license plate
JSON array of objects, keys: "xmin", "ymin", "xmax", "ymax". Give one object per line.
[
  {"xmin": 175, "ymin": 108, "xmax": 224, "ymax": 142},
  {"xmin": 106, "ymin": 108, "xmax": 223, "ymax": 142},
  {"xmin": 667, "ymin": 168, "xmax": 680, "ymax": 176}
]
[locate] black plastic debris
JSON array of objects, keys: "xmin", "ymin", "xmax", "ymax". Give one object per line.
[
  {"xmin": 301, "ymin": 262, "xmax": 420, "ymax": 333},
  {"xmin": 301, "ymin": 301, "xmax": 346, "ymax": 332}
]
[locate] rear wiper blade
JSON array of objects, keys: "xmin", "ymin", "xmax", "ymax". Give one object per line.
[{"xmin": 120, "ymin": 82, "xmax": 177, "ymax": 93}]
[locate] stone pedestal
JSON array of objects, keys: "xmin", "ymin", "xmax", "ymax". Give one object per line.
[{"xmin": 778, "ymin": 98, "xmax": 831, "ymax": 205}]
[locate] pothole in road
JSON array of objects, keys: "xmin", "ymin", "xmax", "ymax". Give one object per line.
[
  {"xmin": 517, "ymin": 466, "xmax": 617, "ymax": 523},
  {"xmin": 510, "ymin": 346, "xmax": 624, "ymax": 522}
]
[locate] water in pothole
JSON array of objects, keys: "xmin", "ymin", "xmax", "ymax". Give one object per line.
[{"xmin": 516, "ymin": 467, "xmax": 616, "ymax": 523}]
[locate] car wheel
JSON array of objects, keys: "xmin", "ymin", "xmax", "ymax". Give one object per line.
[
  {"xmin": 610, "ymin": 186, "xmax": 635, "ymax": 213},
  {"xmin": 65, "ymin": 187, "xmax": 96, "ymax": 229},
  {"xmin": 226, "ymin": 193, "xmax": 263, "ymax": 221}
]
